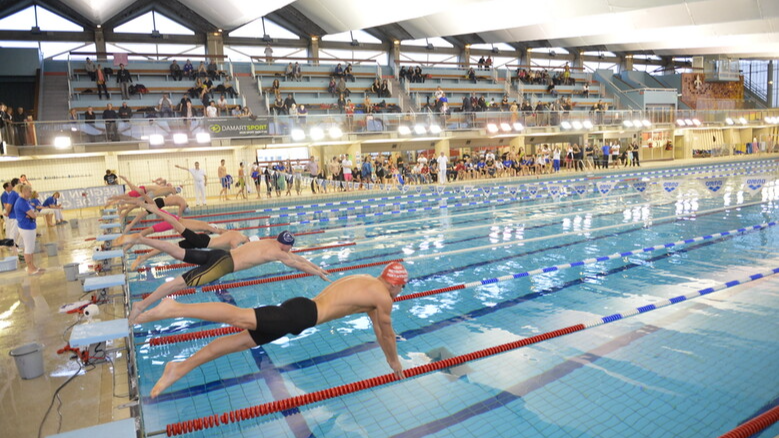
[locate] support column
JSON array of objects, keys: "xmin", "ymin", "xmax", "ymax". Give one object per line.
[
  {"xmin": 95, "ymin": 27, "xmax": 107, "ymax": 61},
  {"xmin": 768, "ymin": 60, "xmax": 774, "ymax": 108},
  {"xmin": 206, "ymin": 32, "xmax": 224, "ymax": 58},
  {"xmin": 434, "ymin": 138, "xmax": 450, "ymax": 157},
  {"xmin": 620, "ymin": 54, "xmax": 634, "ymax": 73},
  {"xmin": 572, "ymin": 50, "xmax": 583, "ymax": 70},
  {"xmin": 461, "ymin": 45, "xmax": 471, "ymax": 69},
  {"xmin": 525, "ymin": 48, "xmax": 532, "ymax": 68},
  {"xmin": 310, "ymin": 36, "xmax": 320, "ymax": 66},
  {"xmin": 391, "ymin": 40, "xmax": 401, "ymax": 72}
]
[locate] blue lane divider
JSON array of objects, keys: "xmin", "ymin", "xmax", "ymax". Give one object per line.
[
  {"xmin": 397, "ymin": 221, "xmax": 778, "ymax": 301},
  {"xmin": 250, "ymin": 160, "xmax": 779, "ymax": 216},
  {"xmin": 582, "ymin": 265, "xmax": 779, "ymax": 329}
]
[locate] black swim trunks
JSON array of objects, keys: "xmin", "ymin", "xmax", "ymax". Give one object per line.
[
  {"xmin": 181, "ymin": 249, "xmax": 234, "ymax": 287},
  {"xmin": 146, "ymin": 197, "xmax": 166, "ymax": 214},
  {"xmin": 247, "ymin": 297, "xmax": 318, "ymax": 345},
  {"xmin": 178, "ymin": 228, "xmax": 211, "ymax": 249}
]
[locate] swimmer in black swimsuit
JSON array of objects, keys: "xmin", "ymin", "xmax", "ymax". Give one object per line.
[
  {"xmin": 126, "ymin": 229, "xmax": 330, "ymax": 324},
  {"xmin": 129, "ymin": 206, "xmax": 252, "ymax": 270},
  {"xmin": 137, "ymin": 262, "xmax": 409, "ymax": 398}
]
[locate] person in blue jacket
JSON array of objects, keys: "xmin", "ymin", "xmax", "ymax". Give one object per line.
[{"xmin": 14, "ymin": 184, "xmax": 43, "ymax": 274}]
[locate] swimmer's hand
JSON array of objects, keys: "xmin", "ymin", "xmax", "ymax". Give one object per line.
[
  {"xmin": 389, "ymin": 359, "xmax": 404, "ymax": 379},
  {"xmin": 318, "ymin": 269, "xmax": 331, "ymax": 282}
]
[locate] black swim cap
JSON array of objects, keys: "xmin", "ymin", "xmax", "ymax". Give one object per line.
[{"xmin": 277, "ymin": 231, "xmax": 295, "ymax": 246}]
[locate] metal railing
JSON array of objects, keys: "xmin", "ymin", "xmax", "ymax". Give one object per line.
[{"xmin": 3, "ymin": 108, "xmax": 779, "ymax": 149}]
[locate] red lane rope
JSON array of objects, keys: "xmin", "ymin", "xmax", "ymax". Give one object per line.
[
  {"xmin": 150, "ymin": 326, "xmax": 244, "ymax": 346},
  {"xmin": 135, "ymin": 243, "xmax": 356, "ymax": 272},
  {"xmin": 139, "ymin": 258, "xmax": 404, "ymax": 300},
  {"xmin": 164, "ymin": 323, "xmax": 586, "ymax": 435},
  {"xmin": 717, "ymin": 405, "xmax": 779, "ymax": 438},
  {"xmin": 134, "ymin": 215, "xmax": 271, "ymax": 229}
]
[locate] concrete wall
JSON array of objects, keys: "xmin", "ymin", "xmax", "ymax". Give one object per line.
[{"xmin": 0, "ymin": 48, "xmax": 41, "ymax": 76}]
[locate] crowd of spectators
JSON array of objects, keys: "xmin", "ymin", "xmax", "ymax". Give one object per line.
[{"xmin": 0, "ymin": 103, "xmax": 36, "ymax": 146}]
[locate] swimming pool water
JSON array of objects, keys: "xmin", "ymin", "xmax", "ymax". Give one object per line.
[{"xmin": 130, "ymin": 160, "xmax": 779, "ymax": 437}]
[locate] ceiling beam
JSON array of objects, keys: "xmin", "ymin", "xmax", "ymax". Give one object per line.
[
  {"xmin": 367, "ymin": 23, "xmax": 414, "ymax": 43},
  {"xmin": 267, "ymin": 5, "xmax": 327, "ymax": 39},
  {"xmin": 0, "ymin": 29, "xmax": 95, "ymax": 42}
]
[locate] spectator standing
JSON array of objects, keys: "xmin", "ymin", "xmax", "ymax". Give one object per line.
[
  {"xmin": 85, "ymin": 57, "xmax": 97, "ymax": 81},
  {"xmin": 2, "ymin": 179, "xmax": 19, "ymax": 256},
  {"xmin": 298, "ymin": 104, "xmax": 308, "ymax": 125},
  {"xmin": 95, "ymin": 64, "xmax": 109, "ymax": 100},
  {"xmin": 344, "ymin": 64, "xmax": 354, "ymax": 82},
  {"xmin": 341, "ymin": 155, "xmax": 353, "ymax": 189},
  {"xmin": 104, "ymin": 169, "xmax": 118, "ymax": 185},
  {"xmin": 13, "ymin": 107, "xmax": 26, "ymax": 145},
  {"xmin": 118, "ymin": 102, "xmax": 133, "ymax": 121},
  {"xmin": 103, "ymin": 103, "xmax": 119, "ymax": 141},
  {"xmin": 306, "ymin": 157, "xmax": 319, "ymax": 194},
  {"xmin": 116, "ymin": 63, "xmax": 133, "ymax": 100},
  {"xmin": 218, "ymin": 159, "xmax": 230, "ymax": 201},
  {"xmin": 175, "ymin": 161, "xmax": 207, "ymax": 206},
  {"xmin": 14, "ymin": 184, "xmax": 42, "ymax": 274},
  {"xmin": 437, "ymin": 152, "xmax": 448, "ymax": 184},
  {"xmin": 170, "ymin": 60, "xmax": 183, "ymax": 81}
]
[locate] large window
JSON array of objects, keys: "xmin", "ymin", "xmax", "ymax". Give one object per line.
[
  {"xmin": 229, "ymin": 17, "xmax": 299, "ymax": 40},
  {"xmin": 319, "ymin": 48, "xmax": 387, "ymax": 65},
  {"xmin": 105, "ymin": 43, "xmax": 205, "ymax": 60},
  {"xmin": 114, "ymin": 11, "xmax": 194, "ymax": 36},
  {"xmin": 0, "ymin": 5, "xmax": 83, "ymax": 32},
  {"xmin": 225, "ymin": 45, "xmax": 305, "ymax": 63}
]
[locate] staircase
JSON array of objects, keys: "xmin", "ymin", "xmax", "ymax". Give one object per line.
[
  {"xmin": 389, "ymin": 77, "xmax": 413, "ymax": 113},
  {"xmin": 39, "ymin": 74, "xmax": 70, "ymax": 121},
  {"xmin": 237, "ymin": 75, "xmax": 267, "ymax": 116}
]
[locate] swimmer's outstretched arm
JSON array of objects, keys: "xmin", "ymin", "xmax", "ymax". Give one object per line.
[
  {"xmin": 368, "ymin": 304, "xmax": 404, "ymax": 379},
  {"xmin": 279, "ymin": 252, "xmax": 331, "ymax": 281}
]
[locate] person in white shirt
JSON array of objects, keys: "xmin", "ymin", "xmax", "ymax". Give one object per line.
[
  {"xmin": 437, "ymin": 152, "xmax": 448, "ymax": 184},
  {"xmin": 418, "ymin": 154, "xmax": 427, "ymax": 166},
  {"xmin": 341, "ymin": 155, "xmax": 353, "ymax": 190},
  {"xmin": 175, "ymin": 162, "xmax": 207, "ymax": 206},
  {"xmin": 206, "ymin": 102, "xmax": 218, "ymax": 118}
]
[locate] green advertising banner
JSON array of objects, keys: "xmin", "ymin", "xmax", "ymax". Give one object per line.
[{"xmin": 206, "ymin": 119, "xmax": 270, "ymax": 137}]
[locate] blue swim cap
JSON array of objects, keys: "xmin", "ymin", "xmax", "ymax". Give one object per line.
[{"xmin": 277, "ymin": 231, "xmax": 295, "ymax": 246}]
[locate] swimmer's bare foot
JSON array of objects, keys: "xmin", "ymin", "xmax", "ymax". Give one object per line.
[
  {"xmin": 151, "ymin": 361, "xmax": 185, "ymax": 398},
  {"xmin": 128, "ymin": 302, "xmax": 144, "ymax": 325},
  {"xmin": 135, "ymin": 298, "xmax": 177, "ymax": 324},
  {"xmin": 120, "ymin": 233, "xmax": 141, "ymax": 251}
]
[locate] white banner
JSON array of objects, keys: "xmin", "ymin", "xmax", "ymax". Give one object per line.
[
  {"xmin": 526, "ymin": 184, "xmax": 539, "ymax": 196},
  {"xmin": 569, "ymin": 183, "xmax": 589, "ymax": 196},
  {"xmin": 39, "ymin": 185, "xmax": 124, "ymax": 210},
  {"xmin": 632, "ymin": 181, "xmax": 649, "ymax": 194},
  {"xmin": 547, "ymin": 184, "xmax": 562, "ymax": 198},
  {"xmin": 596, "ymin": 181, "xmax": 615, "ymax": 196},
  {"xmin": 661, "ymin": 180, "xmax": 682, "ymax": 196},
  {"xmin": 742, "ymin": 176, "xmax": 768, "ymax": 195},
  {"xmin": 702, "ymin": 177, "xmax": 727, "ymax": 194}
]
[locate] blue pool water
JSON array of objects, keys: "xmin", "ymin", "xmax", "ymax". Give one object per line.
[{"xmin": 130, "ymin": 159, "xmax": 779, "ymax": 438}]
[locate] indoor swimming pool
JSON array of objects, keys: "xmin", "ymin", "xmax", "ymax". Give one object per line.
[{"xmin": 128, "ymin": 159, "xmax": 779, "ymax": 438}]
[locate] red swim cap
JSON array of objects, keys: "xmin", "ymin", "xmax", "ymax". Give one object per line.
[{"xmin": 380, "ymin": 262, "xmax": 408, "ymax": 286}]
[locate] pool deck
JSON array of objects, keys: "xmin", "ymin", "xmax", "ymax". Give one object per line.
[{"xmin": 0, "ymin": 153, "xmax": 776, "ymax": 437}]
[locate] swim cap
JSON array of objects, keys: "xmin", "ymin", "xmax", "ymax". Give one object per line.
[
  {"xmin": 277, "ymin": 231, "xmax": 295, "ymax": 246},
  {"xmin": 380, "ymin": 262, "xmax": 408, "ymax": 286},
  {"xmin": 183, "ymin": 206, "xmax": 191, "ymax": 214}
]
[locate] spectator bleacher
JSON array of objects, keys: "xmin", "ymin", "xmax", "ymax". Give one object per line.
[
  {"xmin": 252, "ymin": 60, "xmax": 402, "ymax": 115},
  {"xmin": 68, "ymin": 58, "xmax": 245, "ymax": 117}
]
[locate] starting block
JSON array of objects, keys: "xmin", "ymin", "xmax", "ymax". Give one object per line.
[
  {"xmin": 69, "ymin": 317, "xmax": 129, "ymax": 367},
  {"xmin": 96, "ymin": 233, "xmax": 121, "ymax": 250},
  {"xmin": 100, "ymin": 222, "xmax": 122, "ymax": 230},
  {"xmin": 102, "ymin": 214, "xmax": 119, "ymax": 220},
  {"xmin": 83, "ymin": 274, "xmax": 125, "ymax": 302},
  {"xmin": 101, "ymin": 207, "xmax": 117, "ymax": 214},
  {"xmin": 93, "ymin": 249, "xmax": 123, "ymax": 271},
  {"xmin": 48, "ymin": 418, "xmax": 136, "ymax": 438}
]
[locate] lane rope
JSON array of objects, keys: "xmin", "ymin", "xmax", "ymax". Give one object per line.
[
  {"xmin": 145, "ymin": 221, "xmax": 776, "ymax": 345},
  {"xmin": 160, "ymin": 266, "xmax": 779, "ymax": 436}
]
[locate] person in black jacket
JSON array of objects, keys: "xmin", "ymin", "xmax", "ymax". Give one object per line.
[
  {"xmin": 116, "ymin": 64, "xmax": 133, "ymax": 100},
  {"xmin": 103, "ymin": 103, "xmax": 119, "ymax": 141}
]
